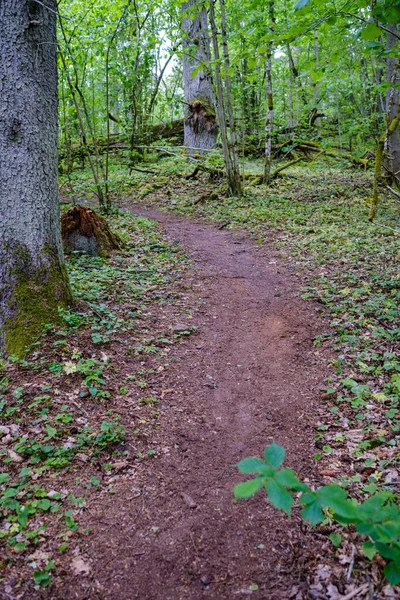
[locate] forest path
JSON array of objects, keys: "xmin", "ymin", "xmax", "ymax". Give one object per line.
[{"xmin": 83, "ymin": 208, "xmax": 327, "ymax": 599}]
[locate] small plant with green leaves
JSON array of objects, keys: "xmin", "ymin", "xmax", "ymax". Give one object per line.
[{"xmin": 234, "ymin": 442, "xmax": 400, "ymax": 585}]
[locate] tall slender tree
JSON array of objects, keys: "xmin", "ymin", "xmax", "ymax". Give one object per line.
[{"xmin": 0, "ymin": 0, "xmax": 72, "ymax": 356}]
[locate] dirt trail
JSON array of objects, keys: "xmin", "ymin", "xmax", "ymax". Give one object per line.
[{"xmin": 75, "ymin": 209, "xmax": 328, "ymax": 599}]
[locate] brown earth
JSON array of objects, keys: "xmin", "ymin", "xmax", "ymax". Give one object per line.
[{"xmin": 57, "ymin": 208, "xmax": 331, "ymax": 599}]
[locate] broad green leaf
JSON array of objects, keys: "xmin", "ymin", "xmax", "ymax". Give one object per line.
[
  {"xmin": 264, "ymin": 443, "xmax": 285, "ymax": 469},
  {"xmin": 45, "ymin": 424, "xmax": 57, "ymax": 438},
  {"xmin": 375, "ymin": 542, "xmax": 400, "ymax": 561},
  {"xmin": 38, "ymin": 499, "xmax": 52, "ymax": 511},
  {"xmin": 384, "ymin": 562, "xmax": 400, "ymax": 586},
  {"xmin": 33, "ymin": 571, "xmax": 50, "ymax": 587},
  {"xmin": 265, "ymin": 478, "xmax": 293, "ymax": 516},
  {"xmin": 237, "ymin": 457, "xmax": 273, "ymax": 476},
  {"xmin": 360, "ymin": 23, "xmax": 382, "ymax": 42},
  {"xmin": 362, "ymin": 542, "xmax": 377, "ymax": 560},
  {"xmin": 234, "ymin": 478, "xmax": 263, "ymax": 499},
  {"xmin": 301, "ymin": 498, "xmax": 324, "ymax": 525},
  {"xmin": 18, "ymin": 468, "xmax": 31, "ymax": 478},
  {"xmin": 275, "ymin": 468, "xmax": 309, "ymax": 491},
  {"xmin": 329, "ymin": 532, "xmax": 341, "ymax": 548},
  {"xmin": 0, "ymin": 473, "xmax": 9, "ymax": 484}
]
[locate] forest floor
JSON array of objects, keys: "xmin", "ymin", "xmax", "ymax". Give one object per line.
[{"xmin": 1, "ymin": 159, "xmax": 399, "ymax": 599}]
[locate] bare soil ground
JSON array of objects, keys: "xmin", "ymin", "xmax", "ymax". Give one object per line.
[{"xmin": 56, "ymin": 207, "xmax": 332, "ymax": 599}]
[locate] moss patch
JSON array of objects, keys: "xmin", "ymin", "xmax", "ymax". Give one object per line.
[
  {"xmin": 138, "ymin": 176, "xmax": 169, "ymax": 198},
  {"xmin": 4, "ymin": 246, "xmax": 73, "ymax": 357}
]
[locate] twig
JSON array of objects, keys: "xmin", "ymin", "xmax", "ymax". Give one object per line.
[
  {"xmin": 340, "ymin": 583, "xmax": 369, "ymax": 600},
  {"xmin": 129, "ymin": 166, "xmax": 157, "ymax": 175},
  {"xmin": 370, "ymin": 222, "xmax": 400, "ymax": 234},
  {"xmin": 218, "ymin": 221, "xmax": 230, "ymax": 230},
  {"xmin": 385, "ymin": 185, "xmax": 400, "ymax": 200},
  {"xmin": 347, "ymin": 544, "xmax": 356, "ymax": 581}
]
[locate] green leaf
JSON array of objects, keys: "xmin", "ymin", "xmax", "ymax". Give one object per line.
[
  {"xmin": 234, "ymin": 478, "xmax": 263, "ymax": 499},
  {"xmin": 265, "ymin": 478, "xmax": 294, "ymax": 516},
  {"xmin": 264, "ymin": 443, "xmax": 285, "ymax": 469},
  {"xmin": 16, "ymin": 505, "xmax": 30, "ymax": 527},
  {"xmin": 329, "ymin": 532, "xmax": 342, "ymax": 548},
  {"xmin": 301, "ymin": 497, "xmax": 324, "ymax": 525},
  {"xmin": 0, "ymin": 473, "xmax": 9, "ymax": 484},
  {"xmin": 384, "ymin": 561, "xmax": 400, "ymax": 586},
  {"xmin": 360, "ymin": 23, "xmax": 382, "ymax": 42},
  {"xmin": 237, "ymin": 457, "xmax": 273, "ymax": 476},
  {"xmin": 33, "ymin": 571, "xmax": 51, "ymax": 587},
  {"xmin": 18, "ymin": 467, "xmax": 31, "ymax": 478},
  {"xmin": 375, "ymin": 542, "xmax": 400, "ymax": 561},
  {"xmin": 38, "ymin": 498, "xmax": 52, "ymax": 511},
  {"xmin": 362, "ymin": 542, "xmax": 377, "ymax": 560},
  {"xmin": 275, "ymin": 468, "xmax": 309, "ymax": 491},
  {"xmin": 45, "ymin": 424, "xmax": 57, "ymax": 438}
]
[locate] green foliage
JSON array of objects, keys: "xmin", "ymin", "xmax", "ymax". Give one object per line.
[{"xmin": 235, "ymin": 443, "xmax": 400, "ymax": 585}]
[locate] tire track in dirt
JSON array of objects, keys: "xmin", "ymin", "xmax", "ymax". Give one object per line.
[{"xmin": 71, "ymin": 209, "xmax": 328, "ymax": 599}]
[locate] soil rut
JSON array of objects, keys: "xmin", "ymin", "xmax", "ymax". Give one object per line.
[{"xmin": 77, "ymin": 209, "xmax": 327, "ymax": 599}]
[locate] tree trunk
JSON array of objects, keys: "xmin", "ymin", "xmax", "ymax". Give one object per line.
[
  {"xmin": 264, "ymin": 0, "xmax": 275, "ymax": 184},
  {"xmin": 385, "ymin": 24, "xmax": 400, "ymax": 187},
  {"xmin": 209, "ymin": 0, "xmax": 242, "ymax": 196},
  {"xmin": 182, "ymin": 0, "xmax": 217, "ymax": 155},
  {"xmin": 0, "ymin": 0, "xmax": 72, "ymax": 356},
  {"xmin": 313, "ymin": 31, "xmax": 321, "ymax": 134}
]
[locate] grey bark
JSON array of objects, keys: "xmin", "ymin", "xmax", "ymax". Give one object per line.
[
  {"xmin": 0, "ymin": 0, "xmax": 72, "ymax": 355},
  {"xmin": 182, "ymin": 0, "xmax": 217, "ymax": 155},
  {"xmin": 385, "ymin": 24, "xmax": 400, "ymax": 187},
  {"xmin": 264, "ymin": 0, "xmax": 275, "ymax": 184}
]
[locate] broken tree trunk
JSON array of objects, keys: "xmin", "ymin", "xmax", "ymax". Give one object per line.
[
  {"xmin": 182, "ymin": 1, "xmax": 218, "ymax": 156},
  {"xmin": 61, "ymin": 206, "xmax": 122, "ymax": 257}
]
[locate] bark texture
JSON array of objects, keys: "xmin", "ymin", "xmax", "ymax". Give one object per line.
[
  {"xmin": 264, "ymin": 0, "xmax": 275, "ymax": 184},
  {"xmin": 0, "ymin": 0, "xmax": 72, "ymax": 356},
  {"xmin": 385, "ymin": 24, "xmax": 400, "ymax": 187},
  {"xmin": 182, "ymin": 0, "xmax": 217, "ymax": 155}
]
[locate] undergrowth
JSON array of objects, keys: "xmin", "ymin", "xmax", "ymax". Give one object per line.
[{"xmin": 0, "ymin": 210, "xmax": 189, "ymax": 592}]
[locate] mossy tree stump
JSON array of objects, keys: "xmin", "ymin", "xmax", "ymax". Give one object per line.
[{"xmin": 61, "ymin": 205, "xmax": 122, "ymax": 257}]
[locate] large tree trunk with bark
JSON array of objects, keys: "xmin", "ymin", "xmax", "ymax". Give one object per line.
[
  {"xmin": 385, "ymin": 24, "xmax": 400, "ymax": 187},
  {"xmin": 0, "ymin": 0, "xmax": 72, "ymax": 356},
  {"xmin": 182, "ymin": 0, "xmax": 217, "ymax": 156}
]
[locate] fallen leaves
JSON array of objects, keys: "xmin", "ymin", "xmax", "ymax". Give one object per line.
[{"xmin": 71, "ymin": 556, "xmax": 91, "ymax": 576}]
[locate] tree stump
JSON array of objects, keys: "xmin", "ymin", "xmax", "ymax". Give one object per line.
[{"xmin": 61, "ymin": 205, "xmax": 122, "ymax": 257}]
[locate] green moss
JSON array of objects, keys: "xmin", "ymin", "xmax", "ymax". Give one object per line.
[
  {"xmin": 4, "ymin": 245, "xmax": 73, "ymax": 357},
  {"xmin": 138, "ymin": 177, "xmax": 169, "ymax": 198},
  {"xmin": 189, "ymin": 97, "xmax": 216, "ymax": 118}
]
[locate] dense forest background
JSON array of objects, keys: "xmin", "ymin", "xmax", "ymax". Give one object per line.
[{"xmin": 57, "ymin": 0, "xmax": 400, "ymax": 214}]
